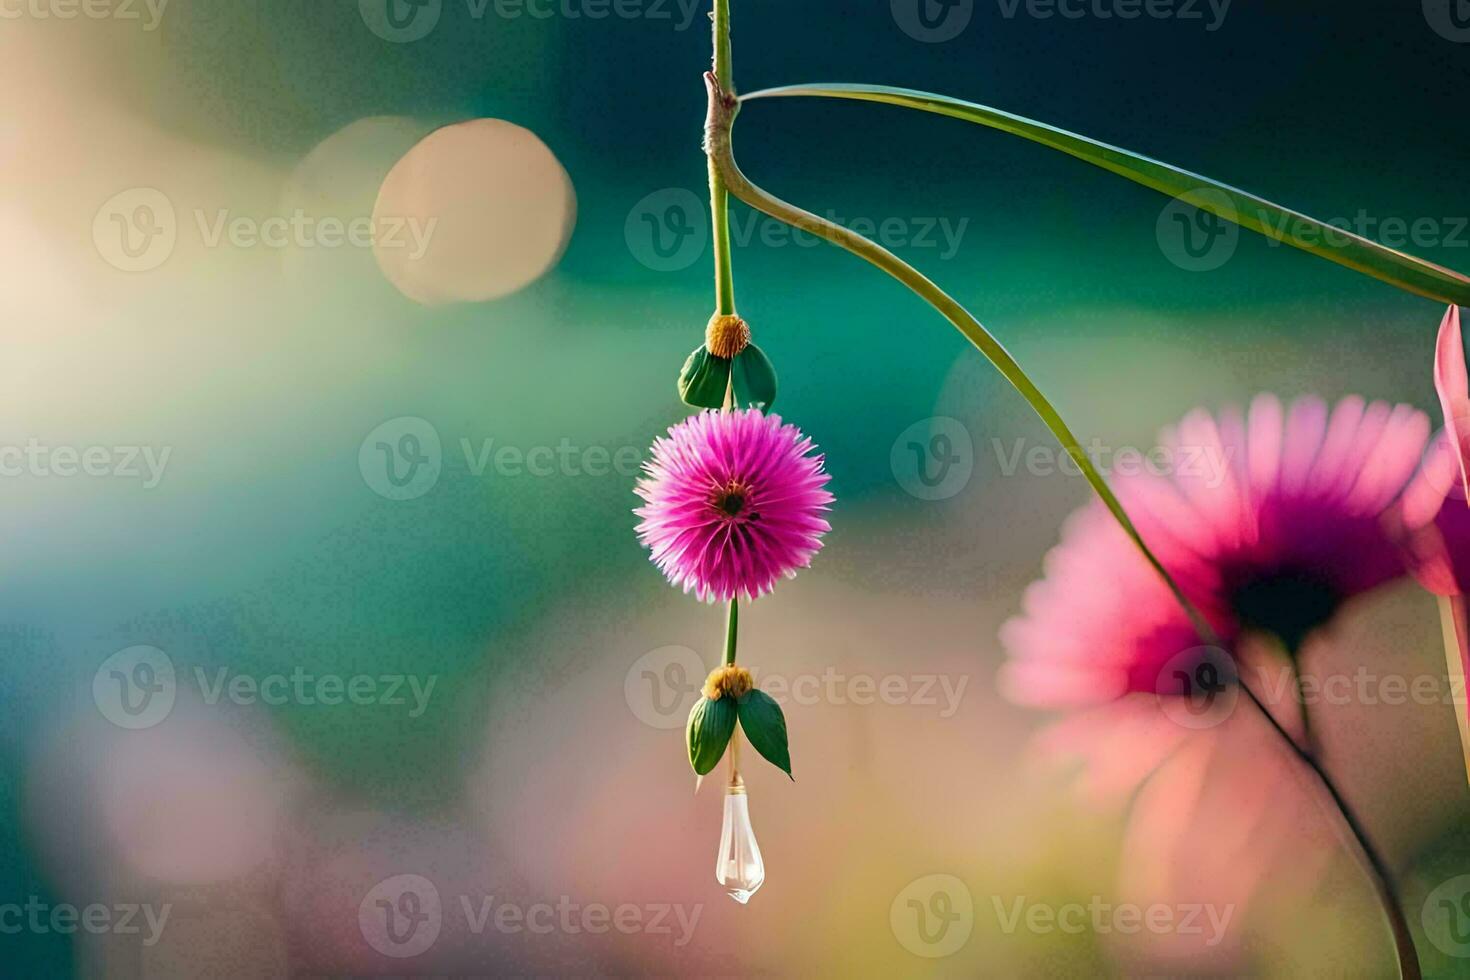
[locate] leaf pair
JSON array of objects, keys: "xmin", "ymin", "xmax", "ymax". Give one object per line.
[
  {"xmin": 686, "ymin": 689, "xmax": 792, "ymax": 779},
  {"xmin": 677, "ymin": 344, "xmax": 778, "ymax": 411}
]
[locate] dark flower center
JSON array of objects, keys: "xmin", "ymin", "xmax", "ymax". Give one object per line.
[
  {"xmin": 1227, "ymin": 568, "xmax": 1342, "ymax": 654},
  {"xmin": 712, "ymin": 481, "xmax": 757, "ymax": 522}
]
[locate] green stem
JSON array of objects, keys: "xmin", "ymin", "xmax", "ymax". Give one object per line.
[
  {"xmin": 713, "ymin": 0, "xmax": 740, "ymax": 674},
  {"xmin": 708, "ymin": 0, "xmax": 736, "ymax": 316},
  {"xmin": 1289, "ymin": 655, "xmax": 1319, "ymax": 758},
  {"xmin": 724, "ymin": 599, "xmax": 739, "ymax": 667},
  {"xmin": 704, "ymin": 73, "xmax": 1216, "ymax": 644}
]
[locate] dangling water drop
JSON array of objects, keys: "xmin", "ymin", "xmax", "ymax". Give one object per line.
[{"xmin": 716, "ymin": 762, "xmax": 764, "ymax": 903}]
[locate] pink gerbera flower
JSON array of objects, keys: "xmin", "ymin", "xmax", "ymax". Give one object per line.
[
  {"xmin": 1001, "ymin": 392, "xmax": 1446, "ymax": 707},
  {"xmin": 635, "ymin": 409, "xmax": 834, "ymax": 602}
]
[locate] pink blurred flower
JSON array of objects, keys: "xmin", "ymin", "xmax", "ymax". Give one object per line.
[
  {"xmin": 635, "ymin": 409, "xmax": 833, "ymax": 602},
  {"xmin": 1000, "ymin": 392, "xmax": 1468, "ymax": 962},
  {"xmin": 1001, "ymin": 393, "xmax": 1440, "ymax": 707}
]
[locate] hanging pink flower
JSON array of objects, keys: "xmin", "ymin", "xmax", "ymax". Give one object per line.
[{"xmin": 634, "ymin": 409, "xmax": 834, "ymax": 603}]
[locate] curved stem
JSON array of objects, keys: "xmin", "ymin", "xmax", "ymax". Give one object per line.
[
  {"xmin": 1239, "ymin": 681, "xmax": 1420, "ymax": 978},
  {"xmin": 705, "ymin": 73, "xmax": 1216, "ymax": 644},
  {"xmin": 739, "ymin": 84, "xmax": 1470, "ymax": 307},
  {"xmin": 705, "ymin": 67, "xmax": 1418, "ymax": 977}
]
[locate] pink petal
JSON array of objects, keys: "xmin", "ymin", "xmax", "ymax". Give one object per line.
[{"xmin": 1435, "ymin": 305, "xmax": 1470, "ymax": 502}]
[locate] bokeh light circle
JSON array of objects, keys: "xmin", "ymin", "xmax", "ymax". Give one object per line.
[{"xmin": 372, "ymin": 119, "xmax": 576, "ymax": 305}]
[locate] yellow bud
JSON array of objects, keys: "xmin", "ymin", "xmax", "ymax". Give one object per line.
[
  {"xmin": 702, "ymin": 665, "xmax": 754, "ymax": 701},
  {"xmin": 705, "ymin": 314, "xmax": 751, "ymax": 360}
]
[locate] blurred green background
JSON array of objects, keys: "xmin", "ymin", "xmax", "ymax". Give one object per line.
[{"xmin": 2, "ymin": 0, "xmax": 1469, "ymax": 975}]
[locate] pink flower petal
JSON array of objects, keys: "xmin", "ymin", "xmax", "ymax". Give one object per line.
[{"xmin": 1435, "ymin": 305, "xmax": 1470, "ymax": 502}]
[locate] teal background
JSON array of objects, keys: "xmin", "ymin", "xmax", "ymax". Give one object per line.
[{"xmin": 3, "ymin": 0, "xmax": 1469, "ymax": 974}]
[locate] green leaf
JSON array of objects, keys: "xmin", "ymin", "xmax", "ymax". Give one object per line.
[
  {"xmin": 677, "ymin": 345, "xmax": 732, "ymax": 409},
  {"xmin": 736, "ymin": 690, "xmax": 792, "ymax": 779},
  {"xmin": 741, "ymin": 84, "xmax": 1470, "ymax": 307},
  {"xmin": 731, "ymin": 343, "xmax": 777, "ymax": 411},
  {"xmin": 686, "ymin": 696, "xmax": 736, "ymax": 775}
]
